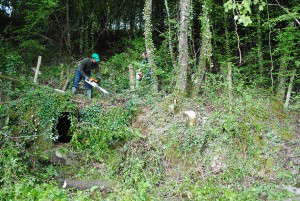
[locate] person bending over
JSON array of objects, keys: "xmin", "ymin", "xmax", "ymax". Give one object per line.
[{"xmin": 71, "ymin": 53, "xmax": 101, "ymax": 99}]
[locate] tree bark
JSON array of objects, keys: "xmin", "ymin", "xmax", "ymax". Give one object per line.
[
  {"xmin": 177, "ymin": 0, "xmax": 191, "ymax": 94},
  {"xmin": 164, "ymin": 0, "xmax": 176, "ymax": 68},
  {"xmin": 144, "ymin": 0, "xmax": 159, "ymax": 92},
  {"xmin": 63, "ymin": 179, "xmax": 115, "ymax": 191},
  {"xmin": 193, "ymin": 0, "xmax": 212, "ymax": 95},
  {"xmin": 77, "ymin": 0, "xmax": 84, "ymax": 54},
  {"xmin": 277, "ymin": 56, "xmax": 288, "ymax": 101},
  {"xmin": 257, "ymin": 10, "xmax": 264, "ymax": 74},
  {"xmin": 223, "ymin": 1, "xmax": 234, "ymax": 103},
  {"xmin": 66, "ymin": 0, "xmax": 71, "ymax": 54}
]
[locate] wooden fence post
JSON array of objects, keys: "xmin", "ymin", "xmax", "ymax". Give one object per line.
[
  {"xmin": 129, "ymin": 64, "xmax": 135, "ymax": 90},
  {"xmin": 34, "ymin": 56, "xmax": 42, "ymax": 83}
]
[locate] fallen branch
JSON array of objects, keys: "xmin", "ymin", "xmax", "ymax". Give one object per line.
[
  {"xmin": 62, "ymin": 78, "xmax": 70, "ymax": 91},
  {"xmin": 63, "ymin": 179, "xmax": 115, "ymax": 191},
  {"xmin": 280, "ymin": 186, "xmax": 300, "ymax": 195},
  {"xmin": 54, "ymin": 89, "xmax": 66, "ymax": 93}
]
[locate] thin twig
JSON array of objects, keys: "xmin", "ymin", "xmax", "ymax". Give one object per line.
[{"xmin": 2, "ymin": 133, "xmax": 47, "ymax": 139}]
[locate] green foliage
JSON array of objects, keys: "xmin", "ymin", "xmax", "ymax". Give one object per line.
[
  {"xmin": 1, "ymin": 0, "xmax": 300, "ymax": 199},
  {"xmin": 102, "ymin": 53, "xmax": 131, "ymax": 92},
  {"xmin": 274, "ymin": 25, "xmax": 300, "ymax": 64},
  {"xmin": 0, "ymin": 78, "xmax": 77, "ymax": 161},
  {"xmin": 289, "ymin": 93, "xmax": 300, "ymax": 110},
  {"xmin": 0, "ymin": 36, "xmax": 25, "ymax": 75},
  {"xmin": 173, "ymin": 180, "xmax": 291, "ymax": 201},
  {"xmin": 19, "ymin": 40, "xmax": 46, "ymax": 65},
  {"xmin": 102, "ymin": 37, "xmax": 157, "ymax": 93},
  {"xmin": 3, "ymin": 52, "xmax": 24, "ymax": 76},
  {"xmin": 1, "ymin": 180, "xmax": 66, "ymax": 201},
  {"xmin": 71, "ymin": 104, "xmax": 134, "ymax": 159},
  {"xmin": 0, "ymin": 142, "xmax": 29, "ymax": 187},
  {"xmin": 224, "ymin": 0, "xmax": 266, "ymax": 26},
  {"xmin": 0, "ymin": 178, "xmax": 94, "ymax": 201},
  {"xmin": 18, "ymin": 0, "xmax": 59, "ymax": 35}
]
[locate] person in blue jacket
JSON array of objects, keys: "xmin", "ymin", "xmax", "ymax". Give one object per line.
[{"xmin": 71, "ymin": 53, "xmax": 101, "ymax": 99}]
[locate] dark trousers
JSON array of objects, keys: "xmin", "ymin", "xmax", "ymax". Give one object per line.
[{"xmin": 73, "ymin": 70, "xmax": 92, "ymax": 90}]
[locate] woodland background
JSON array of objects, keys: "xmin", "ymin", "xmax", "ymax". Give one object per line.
[{"xmin": 0, "ymin": 0, "xmax": 299, "ymax": 200}]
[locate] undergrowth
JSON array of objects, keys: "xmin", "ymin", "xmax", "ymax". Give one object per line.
[{"xmin": 0, "ymin": 73, "xmax": 299, "ymax": 200}]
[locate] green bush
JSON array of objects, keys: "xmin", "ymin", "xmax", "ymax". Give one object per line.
[
  {"xmin": 19, "ymin": 39, "xmax": 45, "ymax": 65},
  {"xmin": 71, "ymin": 103, "xmax": 135, "ymax": 160}
]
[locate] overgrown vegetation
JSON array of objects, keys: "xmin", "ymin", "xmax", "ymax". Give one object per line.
[
  {"xmin": 1, "ymin": 69, "xmax": 299, "ymax": 200},
  {"xmin": 1, "ymin": 0, "xmax": 300, "ymax": 200}
]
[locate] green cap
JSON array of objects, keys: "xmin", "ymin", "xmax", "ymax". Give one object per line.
[{"xmin": 91, "ymin": 53, "xmax": 100, "ymax": 62}]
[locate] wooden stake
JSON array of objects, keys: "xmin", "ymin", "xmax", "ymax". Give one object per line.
[
  {"xmin": 34, "ymin": 56, "xmax": 42, "ymax": 83},
  {"xmin": 128, "ymin": 64, "xmax": 135, "ymax": 90},
  {"xmin": 284, "ymin": 69, "xmax": 296, "ymax": 109}
]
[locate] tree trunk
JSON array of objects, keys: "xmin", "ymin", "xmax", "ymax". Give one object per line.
[
  {"xmin": 228, "ymin": 62, "xmax": 233, "ymax": 103},
  {"xmin": 66, "ymin": 0, "xmax": 71, "ymax": 54},
  {"xmin": 257, "ymin": 10, "xmax": 264, "ymax": 74},
  {"xmin": 164, "ymin": 0, "xmax": 176, "ymax": 68},
  {"xmin": 144, "ymin": 0, "xmax": 159, "ymax": 92},
  {"xmin": 177, "ymin": 0, "xmax": 191, "ymax": 94},
  {"xmin": 193, "ymin": 0, "xmax": 212, "ymax": 95},
  {"xmin": 284, "ymin": 69, "xmax": 296, "ymax": 109},
  {"xmin": 277, "ymin": 56, "xmax": 288, "ymax": 101},
  {"xmin": 223, "ymin": 5, "xmax": 234, "ymax": 103},
  {"xmin": 267, "ymin": 3, "xmax": 274, "ymax": 89},
  {"xmin": 78, "ymin": 0, "xmax": 84, "ymax": 54},
  {"xmin": 276, "ymin": 22, "xmax": 295, "ymax": 103}
]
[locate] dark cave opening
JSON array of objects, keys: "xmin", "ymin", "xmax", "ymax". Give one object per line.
[{"xmin": 55, "ymin": 112, "xmax": 72, "ymax": 143}]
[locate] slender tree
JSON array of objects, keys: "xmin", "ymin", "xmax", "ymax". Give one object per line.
[
  {"xmin": 192, "ymin": 0, "xmax": 212, "ymax": 95},
  {"xmin": 144, "ymin": 0, "xmax": 159, "ymax": 92},
  {"xmin": 275, "ymin": 22, "xmax": 300, "ymax": 103},
  {"xmin": 164, "ymin": 0, "xmax": 177, "ymax": 68},
  {"xmin": 256, "ymin": 9, "xmax": 264, "ymax": 75},
  {"xmin": 176, "ymin": 0, "xmax": 191, "ymax": 94},
  {"xmin": 223, "ymin": 2, "xmax": 233, "ymax": 103}
]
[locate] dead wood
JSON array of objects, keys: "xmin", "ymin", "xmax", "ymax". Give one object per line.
[{"xmin": 63, "ymin": 179, "xmax": 115, "ymax": 191}]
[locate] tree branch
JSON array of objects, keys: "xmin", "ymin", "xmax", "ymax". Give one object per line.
[{"xmin": 275, "ymin": 0, "xmax": 300, "ymax": 26}]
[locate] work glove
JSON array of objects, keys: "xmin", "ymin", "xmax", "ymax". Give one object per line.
[
  {"xmin": 97, "ymin": 76, "xmax": 101, "ymax": 83},
  {"xmin": 85, "ymin": 76, "xmax": 90, "ymax": 82}
]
